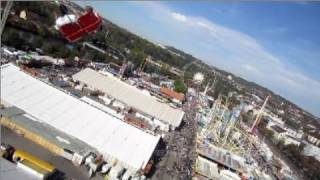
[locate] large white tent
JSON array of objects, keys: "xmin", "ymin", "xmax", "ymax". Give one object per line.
[
  {"xmin": 73, "ymin": 68, "xmax": 184, "ymax": 128},
  {"xmin": 1, "ymin": 63, "xmax": 160, "ymax": 170}
]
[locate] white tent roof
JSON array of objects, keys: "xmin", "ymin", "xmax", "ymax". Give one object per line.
[
  {"xmin": 195, "ymin": 156, "xmax": 219, "ymax": 179},
  {"xmin": 1, "ymin": 63, "xmax": 160, "ymax": 170},
  {"xmin": 72, "ymin": 68, "xmax": 184, "ymax": 127}
]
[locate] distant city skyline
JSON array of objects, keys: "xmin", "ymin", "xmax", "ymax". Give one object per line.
[{"xmin": 80, "ymin": 1, "xmax": 320, "ymax": 117}]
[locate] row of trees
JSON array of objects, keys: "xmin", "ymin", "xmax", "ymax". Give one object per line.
[{"xmin": 4, "ymin": 1, "xmax": 196, "ymax": 70}]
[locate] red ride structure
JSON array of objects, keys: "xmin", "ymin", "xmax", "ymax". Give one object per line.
[{"xmin": 57, "ymin": 6, "xmax": 102, "ymax": 42}]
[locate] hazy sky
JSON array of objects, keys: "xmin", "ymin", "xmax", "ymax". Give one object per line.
[{"xmin": 80, "ymin": 1, "xmax": 320, "ymax": 117}]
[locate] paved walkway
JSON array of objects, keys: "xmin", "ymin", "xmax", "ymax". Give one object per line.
[{"xmin": 151, "ymin": 96, "xmax": 197, "ymax": 180}]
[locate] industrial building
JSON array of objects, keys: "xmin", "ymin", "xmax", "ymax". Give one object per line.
[
  {"xmin": 72, "ymin": 68, "xmax": 185, "ymax": 129},
  {"xmin": 1, "ymin": 63, "xmax": 160, "ymax": 172}
]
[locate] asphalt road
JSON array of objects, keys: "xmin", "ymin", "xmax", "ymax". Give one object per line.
[{"xmin": 1, "ymin": 126, "xmax": 104, "ymax": 180}]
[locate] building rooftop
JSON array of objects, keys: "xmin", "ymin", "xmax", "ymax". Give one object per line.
[
  {"xmin": 196, "ymin": 143, "xmax": 243, "ymax": 172},
  {"xmin": 195, "ymin": 156, "xmax": 219, "ymax": 179},
  {"xmin": 0, "ymin": 106, "xmax": 93, "ymax": 156},
  {"xmin": 1, "ymin": 63, "xmax": 160, "ymax": 170},
  {"xmin": 271, "ymin": 125, "xmax": 286, "ymax": 134},
  {"xmin": 160, "ymin": 87, "xmax": 185, "ymax": 102},
  {"xmin": 72, "ymin": 68, "xmax": 184, "ymax": 128}
]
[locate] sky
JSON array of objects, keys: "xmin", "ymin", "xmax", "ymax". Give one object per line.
[{"xmin": 80, "ymin": 1, "xmax": 320, "ymax": 117}]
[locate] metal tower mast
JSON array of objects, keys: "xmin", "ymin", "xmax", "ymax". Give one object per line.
[{"xmin": 250, "ymin": 96, "xmax": 269, "ymax": 133}]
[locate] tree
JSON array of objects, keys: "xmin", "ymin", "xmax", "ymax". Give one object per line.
[
  {"xmin": 3, "ymin": 29, "xmax": 21, "ymax": 48},
  {"xmin": 42, "ymin": 42, "xmax": 54, "ymax": 54},
  {"xmin": 160, "ymin": 63, "xmax": 170, "ymax": 76},
  {"xmin": 277, "ymin": 139, "xmax": 286, "ymax": 150},
  {"xmin": 183, "ymin": 71, "xmax": 193, "ymax": 81},
  {"xmin": 174, "ymin": 79, "xmax": 187, "ymax": 94},
  {"xmin": 55, "ymin": 46, "xmax": 70, "ymax": 58},
  {"xmin": 31, "ymin": 36, "xmax": 43, "ymax": 49},
  {"xmin": 242, "ymin": 110, "xmax": 254, "ymax": 124},
  {"xmin": 260, "ymin": 127, "xmax": 274, "ymax": 140}
]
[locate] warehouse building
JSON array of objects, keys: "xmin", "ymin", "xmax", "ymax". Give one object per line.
[
  {"xmin": 72, "ymin": 68, "xmax": 184, "ymax": 129},
  {"xmin": 1, "ymin": 63, "xmax": 160, "ymax": 173}
]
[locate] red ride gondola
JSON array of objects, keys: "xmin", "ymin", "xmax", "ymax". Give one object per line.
[{"xmin": 56, "ymin": 6, "xmax": 102, "ymax": 43}]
